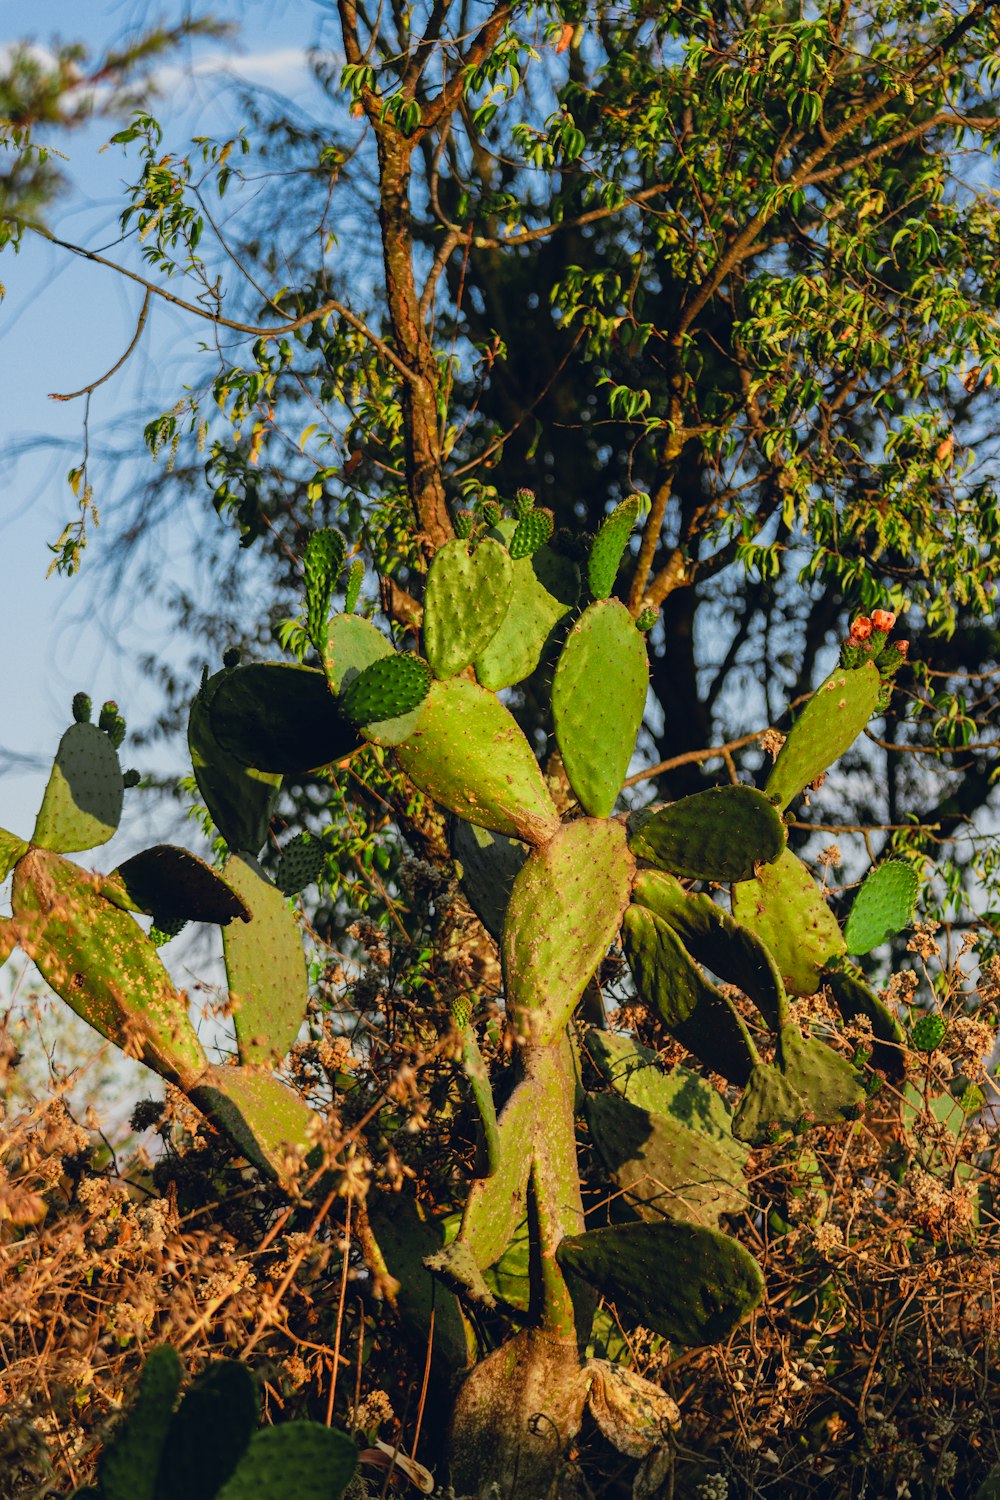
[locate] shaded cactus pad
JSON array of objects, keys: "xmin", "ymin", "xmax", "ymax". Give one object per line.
[
  {"xmin": 31, "ymin": 722, "xmax": 124, "ymax": 854},
  {"xmin": 556, "ymin": 1219, "xmax": 764, "ymax": 1345},
  {"xmin": 109, "ymin": 845, "xmax": 251, "ymax": 926},
  {"xmin": 843, "ymin": 859, "xmax": 918, "ymax": 954},
  {"xmin": 552, "ymin": 598, "xmax": 649, "ymax": 818},
  {"xmin": 451, "ymin": 819, "xmax": 528, "ymax": 943},
  {"xmin": 189, "ymin": 668, "xmax": 281, "ymax": 857},
  {"xmin": 209, "ymin": 662, "xmax": 359, "ymax": 773},
  {"xmin": 627, "ymin": 785, "xmax": 785, "ymax": 883}
]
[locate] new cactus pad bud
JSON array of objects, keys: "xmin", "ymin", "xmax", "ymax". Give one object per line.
[
  {"xmin": 910, "ymin": 1012, "xmax": 946, "ymax": 1052},
  {"xmin": 513, "ymin": 488, "xmax": 535, "ymax": 519},
  {"xmin": 123, "ymin": 768, "xmax": 142, "ymax": 789},
  {"xmin": 453, "ymin": 509, "xmax": 474, "ymax": 540},
  {"xmin": 480, "ymin": 499, "xmax": 502, "ymax": 527},
  {"xmin": 344, "ymin": 556, "xmax": 365, "ymax": 613},
  {"xmin": 223, "ymin": 646, "xmax": 242, "ymax": 669},
  {"xmin": 72, "ymin": 691, "xmax": 92, "ymax": 724},
  {"xmin": 635, "ymin": 607, "xmax": 657, "ymax": 631},
  {"xmin": 509, "ymin": 506, "xmax": 554, "ymax": 560},
  {"xmin": 98, "ymin": 701, "xmax": 126, "ymax": 749}
]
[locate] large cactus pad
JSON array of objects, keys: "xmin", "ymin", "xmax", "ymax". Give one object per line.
[
  {"xmin": 765, "ymin": 662, "xmax": 880, "ymax": 811},
  {"xmin": 503, "ymin": 818, "xmax": 633, "ymax": 1044},
  {"xmin": 189, "ymin": 668, "xmax": 281, "ymax": 856},
  {"xmin": 552, "ymin": 599, "xmax": 649, "ymax": 818},
  {"xmin": 107, "ymin": 844, "xmax": 250, "ymax": 926},
  {"xmin": 221, "ymin": 853, "xmax": 310, "ymax": 1064},
  {"xmin": 732, "ymin": 848, "xmax": 845, "ymax": 995},
  {"xmin": 475, "ymin": 521, "xmax": 580, "ymax": 691},
  {"xmin": 627, "ymin": 785, "xmax": 785, "ymax": 883},
  {"xmin": 208, "ymin": 663, "xmax": 359, "ymax": 773},
  {"xmin": 394, "ymin": 677, "xmax": 560, "ymax": 845},
  {"xmin": 556, "ymin": 1220, "xmax": 764, "ymax": 1345},
  {"xmin": 423, "ymin": 536, "xmax": 513, "ymax": 678},
  {"xmin": 31, "ymin": 723, "xmax": 124, "ymax": 854}
]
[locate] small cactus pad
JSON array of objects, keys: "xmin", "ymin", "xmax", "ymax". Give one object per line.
[
  {"xmin": 324, "ymin": 611, "xmax": 394, "ymax": 693},
  {"xmin": 423, "ymin": 536, "xmax": 513, "ymax": 678},
  {"xmin": 822, "ymin": 962, "xmax": 906, "ymax": 1077},
  {"xmin": 587, "ymin": 494, "xmax": 650, "ymax": 600},
  {"xmin": 31, "ymin": 723, "xmax": 124, "ymax": 854},
  {"xmin": 341, "ymin": 653, "xmax": 432, "ymax": 744},
  {"xmin": 11, "ymin": 848, "xmax": 207, "ymax": 1085},
  {"xmin": 108, "ymin": 845, "xmax": 251, "ymax": 926},
  {"xmin": 475, "ymin": 521, "xmax": 580, "ymax": 691},
  {"xmin": 632, "ymin": 867, "xmax": 787, "ymax": 1030},
  {"xmin": 843, "ymin": 859, "xmax": 919, "ymax": 954},
  {"xmin": 622, "ymin": 904, "xmax": 755, "ymax": 1085},
  {"xmin": 275, "ymin": 833, "xmax": 327, "ymax": 896},
  {"xmin": 214, "ymin": 1420, "xmax": 358, "ymax": 1500},
  {"xmin": 587, "ymin": 1030, "xmax": 743, "ymax": 1147},
  {"xmin": 585, "ymin": 1361, "xmax": 680, "ymax": 1458},
  {"xmin": 456, "ymin": 1074, "xmax": 536, "ymax": 1270},
  {"xmin": 189, "ymin": 1064, "xmax": 319, "ymax": 1182},
  {"xmin": 154, "ymin": 1361, "xmax": 258, "ymax": 1500},
  {"xmin": 732, "ymin": 848, "xmax": 846, "ymax": 995},
  {"xmin": 450, "ymin": 819, "xmax": 528, "ymax": 942},
  {"xmin": 344, "ymin": 556, "xmax": 365, "ymax": 614},
  {"xmin": 98, "ymin": 1345, "xmax": 181, "ymax": 1500},
  {"xmin": 585, "ymin": 1092, "xmax": 747, "ymax": 1228},
  {"xmin": 627, "ymin": 785, "xmax": 786, "ymax": 883},
  {"xmin": 503, "ymin": 819, "xmax": 634, "ymax": 1044},
  {"xmin": 303, "ymin": 527, "xmax": 345, "ymax": 648},
  {"xmin": 189, "ymin": 668, "xmax": 281, "ymax": 856},
  {"xmin": 71, "ymin": 691, "xmax": 92, "ymax": 724},
  {"xmin": 99, "ymin": 700, "xmax": 127, "ymax": 749},
  {"xmin": 911, "ymin": 1012, "xmax": 947, "ymax": 1052},
  {"xmin": 0, "ymin": 828, "xmax": 28, "ymax": 880},
  {"xmin": 556, "ymin": 1219, "xmax": 764, "ymax": 1345},
  {"xmin": 731, "ymin": 1063, "xmax": 807, "ymax": 1145},
  {"xmin": 222, "ymin": 853, "xmax": 309, "ymax": 1064},
  {"xmin": 509, "ymin": 505, "xmax": 555, "ymax": 559},
  {"xmin": 394, "ymin": 677, "xmax": 561, "ymax": 845},
  {"xmin": 778, "ymin": 1023, "xmax": 863, "ymax": 1124},
  {"xmin": 209, "ymin": 663, "xmax": 360, "ymax": 773},
  {"xmin": 552, "ymin": 599, "xmax": 649, "ymax": 817},
  {"xmin": 764, "ymin": 662, "xmax": 881, "ymax": 811}
]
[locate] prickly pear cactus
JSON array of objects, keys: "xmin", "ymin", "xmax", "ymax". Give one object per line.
[
  {"xmin": 423, "ymin": 536, "xmax": 513, "ymax": 678},
  {"xmin": 732, "ymin": 847, "xmax": 846, "ymax": 995},
  {"xmin": 843, "ymin": 859, "xmax": 918, "ymax": 954},
  {"xmin": 32, "ymin": 722, "xmax": 124, "ymax": 854},
  {"xmin": 627, "ymin": 785, "xmax": 786, "ymax": 882},
  {"xmin": 764, "ymin": 661, "xmax": 881, "ymax": 811}
]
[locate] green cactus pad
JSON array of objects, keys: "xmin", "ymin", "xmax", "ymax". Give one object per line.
[
  {"xmin": 764, "ymin": 662, "xmax": 881, "ymax": 811},
  {"xmin": 214, "ymin": 1422, "xmax": 357, "ymax": 1500},
  {"xmin": 587, "ymin": 1030, "xmax": 742, "ymax": 1147},
  {"xmin": 71, "ymin": 691, "xmax": 92, "ymax": 724},
  {"xmin": 341, "ymin": 652, "xmax": 432, "ymax": 744},
  {"xmin": 0, "ymin": 828, "xmax": 28, "ymax": 880},
  {"xmin": 450, "ymin": 819, "xmax": 528, "ymax": 942},
  {"xmin": 154, "ymin": 1361, "xmax": 258, "ymax": 1500},
  {"xmin": 99, "ymin": 1345, "xmax": 181, "ymax": 1500},
  {"xmin": 843, "ymin": 859, "xmax": 919, "ymax": 954},
  {"xmin": 456, "ymin": 1010, "xmax": 500, "ymax": 1177},
  {"xmin": 324, "ymin": 610, "xmax": 394, "ymax": 692},
  {"xmin": 587, "ymin": 494, "xmax": 650, "ymax": 600},
  {"xmin": 502, "ymin": 819, "xmax": 633, "ymax": 1044},
  {"xmin": 732, "ymin": 848, "xmax": 846, "ymax": 995},
  {"xmin": 731, "ymin": 1063, "xmax": 807, "ymax": 1145},
  {"xmin": 189, "ymin": 668, "xmax": 281, "ymax": 856},
  {"xmin": 822, "ymin": 962, "xmax": 906, "ymax": 1077},
  {"xmin": 275, "ymin": 834, "xmax": 327, "ymax": 896},
  {"xmin": 474, "ymin": 521, "xmax": 580, "ymax": 691},
  {"xmin": 11, "ymin": 848, "xmax": 207, "ymax": 1085},
  {"xmin": 366, "ymin": 1194, "xmax": 474, "ymax": 1371},
  {"xmin": 189, "ymin": 1064, "xmax": 319, "ymax": 1181},
  {"xmin": 508, "ymin": 506, "xmax": 554, "ymax": 560},
  {"xmin": 628, "ymin": 785, "xmax": 786, "ymax": 883},
  {"xmin": 552, "ymin": 599, "xmax": 649, "ymax": 818},
  {"xmin": 394, "ymin": 677, "xmax": 560, "ymax": 845},
  {"xmin": 621, "ymin": 904, "xmax": 756, "ymax": 1085},
  {"xmin": 632, "ymin": 867, "xmax": 787, "ymax": 1030},
  {"xmin": 107, "ymin": 845, "xmax": 251, "ymax": 926},
  {"xmin": 209, "ymin": 663, "xmax": 360, "ymax": 773},
  {"xmin": 557, "ymin": 1220, "xmax": 763, "ymax": 1345},
  {"xmin": 221, "ymin": 853, "xmax": 309, "ymax": 1064},
  {"xmin": 586, "ymin": 1092, "xmax": 747, "ymax": 1228},
  {"xmin": 911, "ymin": 1012, "xmax": 947, "ymax": 1052},
  {"xmin": 423, "ymin": 536, "xmax": 513, "ymax": 678},
  {"xmin": 344, "ymin": 556, "xmax": 365, "ymax": 614},
  {"xmin": 778, "ymin": 1023, "xmax": 863, "ymax": 1124},
  {"xmin": 458, "ymin": 1076, "xmax": 536, "ymax": 1270},
  {"xmin": 303, "ymin": 527, "xmax": 345, "ymax": 649},
  {"xmin": 31, "ymin": 723, "xmax": 124, "ymax": 854}
]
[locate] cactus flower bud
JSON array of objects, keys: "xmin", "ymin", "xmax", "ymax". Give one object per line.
[
  {"xmin": 849, "ymin": 615, "xmax": 873, "ymax": 641},
  {"xmin": 871, "ymin": 609, "xmax": 896, "ymax": 633},
  {"xmin": 896, "ymin": 640, "xmax": 909, "ymax": 657}
]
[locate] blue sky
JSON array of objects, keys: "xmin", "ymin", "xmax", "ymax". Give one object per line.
[{"xmin": 1, "ymin": 0, "xmax": 328, "ymax": 846}]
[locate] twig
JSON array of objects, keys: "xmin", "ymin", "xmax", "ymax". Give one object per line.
[{"xmin": 49, "ymin": 291, "xmax": 151, "ymax": 401}]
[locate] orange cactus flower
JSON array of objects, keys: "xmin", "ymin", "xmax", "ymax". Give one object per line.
[
  {"xmin": 871, "ymin": 609, "xmax": 896, "ymax": 633},
  {"xmin": 849, "ymin": 616, "xmax": 873, "ymax": 641}
]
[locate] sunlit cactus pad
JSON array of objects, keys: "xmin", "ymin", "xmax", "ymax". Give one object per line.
[
  {"xmin": 422, "ymin": 535, "xmax": 513, "ymax": 678},
  {"xmin": 732, "ymin": 848, "xmax": 846, "ymax": 995},
  {"xmin": 843, "ymin": 859, "xmax": 918, "ymax": 954},
  {"xmin": 31, "ymin": 722, "xmax": 124, "ymax": 854},
  {"xmin": 628, "ymin": 785, "xmax": 785, "ymax": 883},
  {"xmin": 764, "ymin": 661, "xmax": 880, "ymax": 811}
]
